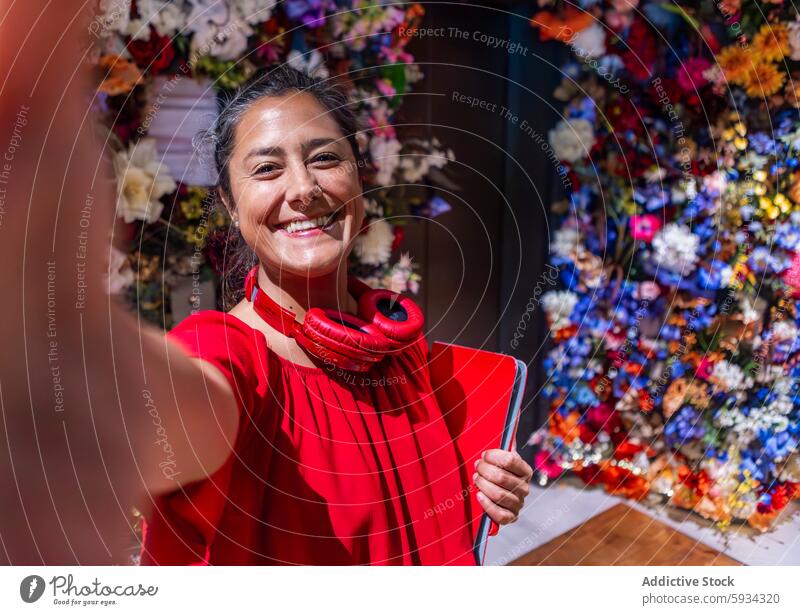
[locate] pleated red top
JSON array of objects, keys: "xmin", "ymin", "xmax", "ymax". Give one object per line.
[{"xmin": 140, "ymin": 310, "xmax": 476, "ymax": 565}]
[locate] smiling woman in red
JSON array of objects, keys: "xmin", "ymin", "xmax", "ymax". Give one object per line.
[{"xmin": 137, "ymin": 66, "xmax": 532, "ymax": 565}]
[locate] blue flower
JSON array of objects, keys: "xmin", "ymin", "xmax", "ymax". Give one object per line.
[{"xmin": 664, "ymin": 406, "xmax": 705, "ymax": 447}]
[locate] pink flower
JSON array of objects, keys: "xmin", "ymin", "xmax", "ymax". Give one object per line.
[
  {"xmin": 677, "ymin": 57, "xmax": 712, "ymax": 91},
  {"xmin": 375, "ymin": 78, "xmax": 396, "ymax": 98},
  {"xmin": 611, "ymin": 0, "xmax": 639, "ymax": 12},
  {"xmin": 634, "ymin": 281, "xmax": 661, "ymax": 301},
  {"xmin": 629, "ymin": 214, "xmax": 661, "ymax": 242},
  {"xmin": 534, "ymin": 449, "xmax": 563, "ymax": 480}
]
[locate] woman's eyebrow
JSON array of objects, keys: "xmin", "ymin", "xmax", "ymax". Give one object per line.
[{"xmin": 244, "ymin": 138, "xmax": 339, "ymax": 162}]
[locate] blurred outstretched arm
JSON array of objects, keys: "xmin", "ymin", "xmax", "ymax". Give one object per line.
[{"xmin": 0, "ymin": 1, "xmax": 239, "ymax": 564}]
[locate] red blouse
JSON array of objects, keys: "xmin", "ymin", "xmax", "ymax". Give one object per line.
[{"xmin": 140, "ymin": 310, "xmax": 476, "ymax": 565}]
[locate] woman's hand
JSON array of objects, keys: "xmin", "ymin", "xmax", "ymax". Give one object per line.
[{"xmin": 473, "ymin": 449, "xmax": 533, "ymax": 525}]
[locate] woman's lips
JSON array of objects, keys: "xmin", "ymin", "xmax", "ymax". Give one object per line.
[{"xmin": 275, "ymin": 207, "xmax": 344, "ymax": 237}]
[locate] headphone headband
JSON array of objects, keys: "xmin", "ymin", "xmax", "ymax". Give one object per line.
[{"xmin": 244, "ymin": 266, "xmax": 424, "ymax": 372}]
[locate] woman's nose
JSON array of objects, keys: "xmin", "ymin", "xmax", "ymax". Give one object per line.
[{"xmin": 284, "ymin": 163, "xmax": 320, "ymax": 208}]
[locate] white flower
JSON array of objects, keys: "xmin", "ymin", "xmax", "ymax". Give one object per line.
[
  {"xmin": 643, "ymin": 166, "xmax": 666, "ymax": 183},
  {"xmin": 570, "ymin": 22, "xmax": 606, "ymax": 58},
  {"xmin": 548, "ymin": 118, "xmax": 595, "ymax": 164},
  {"xmin": 354, "ymin": 218, "xmax": 395, "ymax": 266},
  {"xmin": 768, "ymin": 395, "xmax": 793, "ymax": 416},
  {"xmin": 95, "ymin": 0, "xmax": 131, "ymax": 37},
  {"xmin": 542, "ymin": 291, "xmax": 578, "ymax": 330},
  {"xmin": 550, "ymin": 227, "xmax": 580, "ymax": 259},
  {"xmin": 739, "ymin": 297, "xmax": 760, "ymax": 324},
  {"xmin": 771, "ymin": 320, "xmax": 798, "ymax": 341},
  {"xmin": 789, "ymin": 20, "xmax": 800, "ymax": 61},
  {"xmin": 136, "ymin": 0, "xmax": 188, "ymax": 37},
  {"xmin": 125, "ymin": 18, "xmax": 151, "ymax": 41},
  {"xmin": 369, "ymin": 135, "xmax": 402, "ymax": 185},
  {"xmin": 651, "ymin": 223, "xmax": 700, "ymax": 273},
  {"xmin": 105, "ymin": 248, "xmax": 135, "ymax": 295},
  {"xmin": 114, "ymin": 138, "xmax": 176, "ymax": 223},
  {"xmin": 187, "ymin": 0, "xmax": 253, "ymax": 61},
  {"xmin": 712, "ymin": 360, "xmax": 745, "ymax": 391},
  {"xmin": 702, "ymin": 170, "xmax": 727, "ymax": 195},
  {"xmin": 230, "ymin": 0, "xmax": 275, "ymax": 25},
  {"xmin": 286, "ymin": 49, "xmax": 329, "ymax": 78},
  {"xmin": 755, "ymin": 365, "xmax": 785, "ymax": 384}
]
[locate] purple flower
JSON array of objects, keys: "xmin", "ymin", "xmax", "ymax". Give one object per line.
[{"xmin": 285, "ymin": 0, "xmax": 331, "ymax": 28}]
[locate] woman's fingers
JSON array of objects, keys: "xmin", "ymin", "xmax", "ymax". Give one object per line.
[
  {"xmin": 473, "ymin": 473, "xmax": 523, "ymax": 515},
  {"xmin": 476, "ymin": 491, "xmax": 518, "ymax": 525},
  {"xmin": 482, "ymin": 448, "xmax": 534, "ymax": 481},
  {"xmin": 476, "ymin": 451, "xmax": 532, "ymax": 495},
  {"xmin": 472, "ymin": 449, "xmax": 533, "ymax": 525}
]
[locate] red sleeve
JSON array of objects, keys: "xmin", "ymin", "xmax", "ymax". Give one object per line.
[
  {"xmin": 141, "ymin": 310, "xmax": 268, "ymax": 565},
  {"xmin": 167, "ymin": 310, "xmax": 265, "ymax": 434}
]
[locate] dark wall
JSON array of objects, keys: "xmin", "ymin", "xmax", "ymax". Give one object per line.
[{"xmin": 401, "ymin": 2, "xmax": 568, "ymax": 457}]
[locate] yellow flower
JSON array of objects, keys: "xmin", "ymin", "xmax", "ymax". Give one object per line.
[
  {"xmin": 774, "ymin": 192, "xmax": 792, "ymax": 214},
  {"xmin": 752, "ymin": 23, "xmax": 790, "ymax": 63},
  {"xmin": 743, "ymin": 62, "xmax": 786, "ymax": 97},
  {"xmin": 180, "ymin": 198, "xmax": 203, "ymax": 220},
  {"xmin": 716, "ymin": 45, "xmax": 752, "ymax": 85}
]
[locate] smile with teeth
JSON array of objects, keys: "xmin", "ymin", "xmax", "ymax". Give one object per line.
[{"xmin": 278, "ymin": 210, "xmax": 340, "ymax": 234}]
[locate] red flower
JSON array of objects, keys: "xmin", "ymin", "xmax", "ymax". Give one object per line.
[
  {"xmin": 677, "ymin": 467, "xmax": 712, "ymax": 498},
  {"xmin": 621, "ymin": 19, "xmax": 658, "ymax": 82},
  {"xmin": 391, "ymin": 226, "xmax": 405, "ymax": 251},
  {"xmin": 694, "ymin": 357, "xmax": 714, "ymax": 380},
  {"xmin": 677, "ymin": 57, "xmax": 711, "ymax": 91},
  {"xmin": 585, "ymin": 402, "xmax": 621, "ymax": 435},
  {"xmin": 575, "ymin": 463, "xmax": 605, "ymax": 486},
  {"xmin": 613, "ymin": 438, "xmax": 644, "ymax": 461},
  {"xmin": 757, "ymin": 483, "xmax": 798, "ymax": 514},
  {"xmin": 600, "ymin": 465, "xmax": 650, "ymax": 500},
  {"xmin": 128, "ymin": 27, "xmax": 175, "ymax": 75}
]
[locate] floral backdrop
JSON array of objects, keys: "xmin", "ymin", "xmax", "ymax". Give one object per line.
[
  {"xmin": 530, "ymin": 0, "xmax": 800, "ymax": 532},
  {"xmin": 89, "ymin": 0, "xmax": 455, "ymax": 327}
]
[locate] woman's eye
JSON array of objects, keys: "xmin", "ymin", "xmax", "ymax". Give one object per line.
[
  {"xmin": 253, "ymin": 163, "xmax": 279, "ymax": 175},
  {"xmin": 310, "ymin": 152, "xmax": 341, "ymax": 165}
]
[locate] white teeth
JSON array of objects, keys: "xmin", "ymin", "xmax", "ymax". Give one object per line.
[{"xmin": 283, "ymin": 214, "xmax": 333, "ymax": 234}]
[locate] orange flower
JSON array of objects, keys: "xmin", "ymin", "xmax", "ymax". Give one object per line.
[
  {"xmin": 743, "ymin": 61, "xmax": 786, "ymax": 98},
  {"xmin": 600, "ymin": 464, "xmax": 650, "ymax": 500},
  {"xmin": 97, "ymin": 54, "xmax": 143, "ymax": 96},
  {"xmin": 531, "ymin": 6, "xmax": 594, "ymax": 43},
  {"xmin": 693, "ymin": 495, "xmax": 732, "ymax": 524},
  {"xmin": 677, "ymin": 466, "xmax": 712, "ymax": 497},
  {"xmin": 549, "ymin": 410, "xmax": 582, "ymax": 444},
  {"xmin": 784, "ymin": 80, "xmax": 800, "ymax": 109},
  {"xmin": 752, "ymin": 23, "xmax": 790, "ymax": 63},
  {"xmin": 716, "ymin": 45, "xmax": 752, "ymax": 85},
  {"xmin": 747, "ymin": 509, "xmax": 778, "ymax": 532},
  {"xmin": 669, "ymin": 483, "xmax": 699, "ymax": 509}
]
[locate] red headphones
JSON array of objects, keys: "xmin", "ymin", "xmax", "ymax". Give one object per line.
[{"xmin": 244, "ymin": 266, "xmax": 424, "ymax": 372}]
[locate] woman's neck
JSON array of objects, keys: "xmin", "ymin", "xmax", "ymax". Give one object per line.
[{"xmin": 255, "ymin": 265, "xmax": 356, "ymax": 319}]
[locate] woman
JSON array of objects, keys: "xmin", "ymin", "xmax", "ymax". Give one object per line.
[
  {"xmin": 140, "ymin": 66, "xmax": 532, "ymax": 565},
  {"xmin": 1, "ymin": 14, "xmax": 531, "ymax": 561}
]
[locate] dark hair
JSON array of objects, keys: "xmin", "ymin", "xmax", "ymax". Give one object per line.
[{"xmin": 198, "ymin": 65, "xmax": 362, "ymax": 309}]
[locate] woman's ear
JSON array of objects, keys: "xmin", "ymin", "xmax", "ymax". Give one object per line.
[
  {"xmin": 218, "ymin": 187, "xmax": 235, "ymax": 221},
  {"xmin": 355, "ymin": 131, "xmax": 368, "ymax": 158}
]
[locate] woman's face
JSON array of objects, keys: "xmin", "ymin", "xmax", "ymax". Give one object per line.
[{"xmin": 224, "ymin": 91, "xmax": 364, "ymax": 279}]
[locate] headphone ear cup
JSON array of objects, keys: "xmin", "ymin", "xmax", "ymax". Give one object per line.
[
  {"xmin": 357, "ymin": 289, "xmax": 424, "ymax": 343},
  {"xmin": 302, "ymin": 308, "xmax": 391, "ymax": 363}
]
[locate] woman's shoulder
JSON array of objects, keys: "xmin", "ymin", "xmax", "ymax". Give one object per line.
[{"xmin": 167, "ymin": 309, "xmax": 266, "ymax": 372}]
